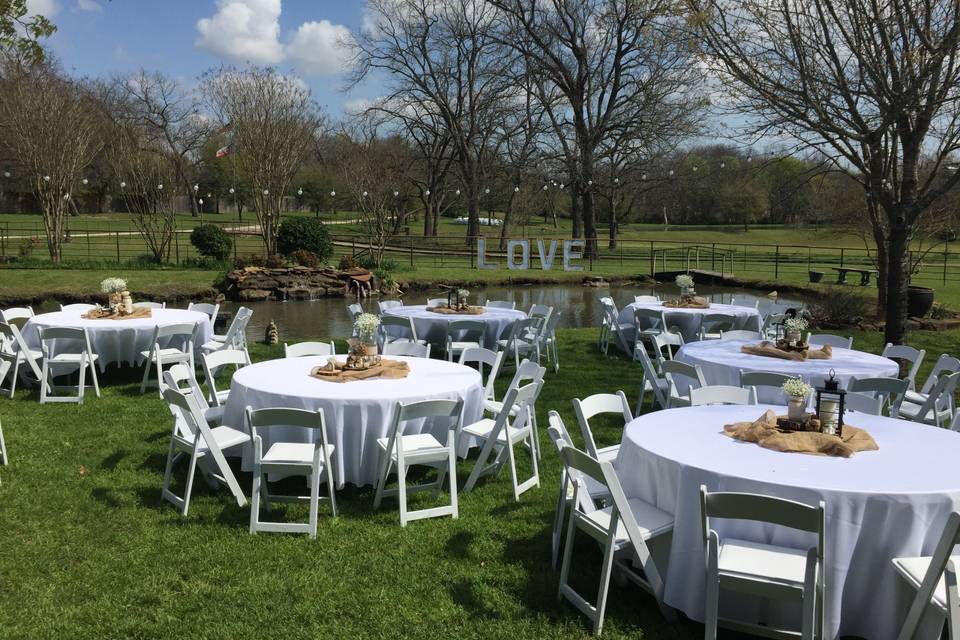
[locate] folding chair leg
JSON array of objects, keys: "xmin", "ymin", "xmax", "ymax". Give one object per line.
[
  {"xmin": 447, "ymin": 443, "xmax": 458, "ymax": 520},
  {"xmin": 89, "ymin": 359, "xmax": 100, "ymax": 397},
  {"xmin": 308, "ymin": 467, "xmax": 320, "ymax": 539},
  {"xmin": 397, "ymin": 458, "xmax": 408, "ymax": 527},
  {"xmin": 182, "ymin": 450, "xmax": 199, "ymax": 516},
  {"xmin": 249, "ymin": 466, "xmax": 261, "ymax": 534},
  {"xmin": 551, "ymin": 475, "xmax": 568, "ymax": 567},
  {"xmin": 373, "ymin": 451, "xmax": 391, "ymax": 510},
  {"xmin": 0, "ymin": 418, "xmax": 7, "ymax": 466},
  {"xmin": 161, "ymin": 442, "xmax": 179, "ymax": 504},
  {"xmin": 39, "ymin": 362, "xmax": 49, "ymax": 403},
  {"xmin": 139, "ymin": 355, "xmax": 153, "ymax": 395},
  {"xmin": 705, "ymin": 541, "xmax": 720, "ymax": 640},
  {"xmin": 594, "ymin": 534, "xmax": 617, "ymax": 635},
  {"xmin": 155, "ymin": 358, "xmax": 164, "ymax": 399},
  {"xmin": 77, "ymin": 358, "xmax": 86, "ymax": 405},
  {"xmin": 558, "ymin": 502, "xmax": 578, "ymax": 601}
]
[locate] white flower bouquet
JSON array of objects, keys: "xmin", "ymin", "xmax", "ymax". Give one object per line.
[
  {"xmin": 100, "ymin": 277, "xmax": 127, "ymax": 294},
  {"xmin": 782, "ymin": 377, "xmax": 812, "ymax": 398},
  {"xmin": 457, "ymin": 288, "xmax": 470, "ymax": 299},
  {"xmin": 353, "ymin": 313, "xmax": 380, "ymax": 340},
  {"xmin": 675, "ymin": 274, "xmax": 695, "ymax": 290},
  {"xmin": 784, "ymin": 317, "xmax": 809, "ymax": 333}
]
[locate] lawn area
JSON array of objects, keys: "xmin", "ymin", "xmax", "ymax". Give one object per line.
[
  {"xmin": 0, "ymin": 268, "xmax": 220, "ymax": 306},
  {"xmin": 2, "ymin": 326, "xmax": 958, "ymax": 638}
]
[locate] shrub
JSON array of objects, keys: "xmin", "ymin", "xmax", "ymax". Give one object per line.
[
  {"xmin": 190, "ymin": 224, "xmax": 233, "ymax": 261},
  {"xmin": 264, "ymin": 254, "xmax": 286, "ymax": 268},
  {"xmin": 356, "ymin": 253, "xmax": 377, "ymax": 270},
  {"xmin": 338, "ymin": 255, "xmax": 359, "ymax": 271},
  {"xmin": 808, "ymin": 287, "xmax": 874, "ymax": 327},
  {"xmin": 18, "ymin": 237, "xmax": 40, "ymax": 259},
  {"xmin": 289, "ymin": 249, "xmax": 319, "ymax": 268},
  {"xmin": 930, "ymin": 303, "xmax": 952, "ymax": 320},
  {"xmin": 234, "ymin": 254, "xmax": 265, "ymax": 269},
  {"xmin": 276, "ymin": 217, "xmax": 332, "ymax": 261}
]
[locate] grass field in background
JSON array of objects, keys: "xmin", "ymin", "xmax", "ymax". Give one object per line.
[{"xmin": 3, "ymin": 326, "xmax": 957, "ymax": 638}]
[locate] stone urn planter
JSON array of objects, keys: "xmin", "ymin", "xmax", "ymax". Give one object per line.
[
  {"xmin": 808, "ymin": 270, "xmax": 824, "ymax": 283},
  {"xmin": 907, "ymin": 285, "xmax": 935, "ymax": 318}
]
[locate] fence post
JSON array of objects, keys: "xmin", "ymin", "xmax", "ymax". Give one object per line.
[
  {"xmin": 409, "ymin": 236, "xmax": 414, "ymax": 267},
  {"xmin": 711, "ymin": 243, "xmax": 716, "ymax": 272},
  {"xmin": 774, "ymin": 245, "xmax": 780, "ymax": 279},
  {"xmin": 649, "ymin": 241, "xmax": 654, "ymax": 277},
  {"xmin": 86, "ymin": 231, "xmax": 91, "ymax": 260},
  {"xmin": 840, "ymin": 247, "xmax": 845, "ymax": 270},
  {"xmin": 115, "ymin": 231, "xmax": 120, "ymax": 263},
  {"xmin": 807, "ymin": 247, "xmax": 811, "ymax": 275},
  {"xmin": 175, "ymin": 226, "xmax": 180, "ymax": 264},
  {"xmin": 945, "ymin": 243, "xmax": 949, "ymax": 285}
]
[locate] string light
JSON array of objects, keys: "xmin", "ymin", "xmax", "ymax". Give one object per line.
[
  {"xmin": 393, "ymin": 191, "xmax": 399, "ymax": 197},
  {"xmin": 81, "ymin": 178, "xmax": 88, "ymax": 185},
  {"xmin": 229, "ymin": 187, "xmax": 235, "ymax": 194},
  {"xmin": 297, "ymin": 188, "xmax": 303, "ymax": 196},
  {"xmin": 198, "ymin": 198, "xmax": 204, "ymax": 206},
  {"xmin": 330, "ymin": 190, "xmax": 336, "ymax": 197},
  {"xmin": 484, "ymin": 187, "xmax": 490, "ymax": 194},
  {"xmin": 424, "ymin": 189, "xmax": 430, "ymax": 196},
  {"xmin": 514, "ymin": 186, "xmax": 520, "ymax": 192},
  {"xmin": 542, "ymin": 185, "xmax": 548, "ymax": 191},
  {"xmin": 120, "ymin": 181, "xmax": 126, "ymax": 189},
  {"xmin": 362, "ymin": 191, "xmax": 368, "ymax": 197},
  {"xmin": 193, "ymin": 184, "xmax": 199, "ymax": 192},
  {"xmin": 43, "ymin": 175, "xmax": 50, "ymax": 182},
  {"xmin": 263, "ymin": 189, "xmax": 269, "ymax": 195},
  {"xmin": 157, "ymin": 184, "xmax": 163, "ymax": 190},
  {"xmin": 614, "ymin": 177, "xmax": 620, "ymax": 184},
  {"xmin": 669, "ymin": 170, "xmax": 674, "ymax": 176},
  {"xmin": 455, "ymin": 189, "xmax": 460, "ymax": 196}
]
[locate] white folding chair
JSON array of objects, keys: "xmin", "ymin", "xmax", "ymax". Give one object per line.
[
  {"xmin": 201, "ymin": 348, "xmax": 249, "ymax": 407},
  {"xmin": 347, "ymin": 302, "xmax": 363, "ymax": 322},
  {"xmin": 202, "ymin": 306, "xmax": 252, "ymax": 359},
  {"xmin": 163, "ymin": 365, "xmax": 224, "ymax": 426},
  {"xmin": 378, "ymin": 299, "xmax": 403, "ymax": 312},
  {"xmin": 882, "ymin": 343, "xmax": 926, "ymax": 391},
  {"xmin": 426, "ymin": 297, "xmax": 448, "ymax": 307},
  {"xmin": 39, "ymin": 326, "xmax": 100, "ymax": 404},
  {"xmin": 690, "ymin": 385, "xmax": 753, "ymax": 407},
  {"xmin": 246, "ymin": 406, "xmax": 337, "ymax": 537},
  {"xmin": 761, "ymin": 312, "xmax": 785, "ymax": 340},
  {"xmin": 59, "ymin": 303, "xmax": 96, "ymax": 313},
  {"xmin": 284, "ymin": 341, "xmax": 336, "ymax": 358},
  {"xmin": 528, "ymin": 303, "xmax": 553, "ymax": 324},
  {"xmin": 730, "ymin": 296, "xmax": 760, "ymax": 309},
  {"xmin": 378, "ymin": 315, "xmax": 426, "ymax": 347},
  {"xmin": 633, "ymin": 295, "xmax": 660, "ymax": 304},
  {"xmin": 134, "ymin": 301, "xmax": 165, "ymax": 309},
  {"xmin": 0, "ymin": 321, "xmax": 44, "ymax": 398},
  {"xmin": 445, "ymin": 319, "xmax": 485, "ymax": 362},
  {"xmin": 807, "ymin": 333, "xmax": 853, "ymax": 350},
  {"xmin": 646, "ymin": 331, "xmax": 685, "ymax": 370},
  {"xmin": 187, "ymin": 302, "xmax": 220, "ymax": 326},
  {"xmin": 633, "ymin": 306, "xmax": 668, "ymax": 341},
  {"xmin": 848, "ymin": 376, "xmax": 908, "ymax": 418},
  {"xmin": 699, "ymin": 313, "xmax": 736, "ymax": 340},
  {"xmin": 719, "ymin": 330, "xmax": 763, "ymax": 341},
  {"xmin": 497, "ymin": 317, "xmax": 543, "ymax": 369},
  {"xmin": 558, "ymin": 446, "xmax": 675, "ymax": 633},
  {"xmin": 634, "ymin": 347, "xmax": 672, "ymax": 413},
  {"xmin": 661, "ymin": 360, "xmax": 706, "ymax": 408},
  {"xmin": 463, "ymin": 381, "xmax": 541, "ymax": 500},
  {"xmin": 484, "ymin": 299, "xmax": 515, "ymax": 309},
  {"xmin": 905, "ymin": 354, "xmax": 960, "ymax": 407},
  {"xmin": 139, "ymin": 322, "xmax": 197, "ymax": 397},
  {"xmin": 382, "ymin": 342, "xmax": 431, "ymax": 358},
  {"xmin": 0, "ymin": 362, "xmax": 9, "ymax": 466},
  {"xmin": 893, "ymin": 511, "xmax": 960, "ymax": 640},
  {"xmin": 572, "ymin": 390, "xmax": 631, "ymax": 462},
  {"xmin": 898, "ymin": 372, "xmax": 960, "ymax": 427},
  {"xmin": 160, "ymin": 386, "xmax": 247, "ymax": 516},
  {"xmin": 599, "ymin": 297, "xmax": 633, "ymax": 356},
  {"xmin": 373, "ymin": 398, "xmax": 463, "ymax": 526},
  {"xmin": 483, "ymin": 359, "xmax": 544, "ymax": 429},
  {"xmin": 459, "ymin": 347, "xmax": 504, "ymax": 404},
  {"xmin": 740, "ymin": 370, "xmax": 793, "ymax": 405},
  {"xmin": 700, "ymin": 485, "xmax": 825, "ymax": 640},
  {"xmin": 0, "ymin": 306, "xmax": 33, "ymax": 323}
]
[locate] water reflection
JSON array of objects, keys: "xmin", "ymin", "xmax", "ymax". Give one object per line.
[{"xmin": 227, "ymin": 283, "xmax": 806, "ymax": 343}]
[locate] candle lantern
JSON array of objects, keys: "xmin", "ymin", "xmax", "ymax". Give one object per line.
[
  {"xmin": 815, "ymin": 369, "xmax": 846, "ymax": 437},
  {"xmin": 447, "ymin": 287, "xmax": 456, "ymax": 309}
]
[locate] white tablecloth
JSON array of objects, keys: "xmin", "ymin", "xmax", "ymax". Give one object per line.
[
  {"xmin": 221, "ymin": 355, "xmax": 484, "ymax": 487},
  {"xmin": 382, "ymin": 305, "xmax": 527, "ymax": 349},
  {"xmin": 618, "ymin": 302, "xmax": 762, "ymax": 343},
  {"xmin": 615, "ymin": 404, "xmax": 960, "ymax": 640},
  {"xmin": 674, "ymin": 339, "xmax": 899, "ymax": 403},
  {"xmin": 21, "ymin": 309, "xmax": 213, "ymax": 371}
]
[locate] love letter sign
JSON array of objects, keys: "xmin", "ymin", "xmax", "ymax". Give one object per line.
[{"xmin": 476, "ymin": 238, "xmax": 584, "ymax": 272}]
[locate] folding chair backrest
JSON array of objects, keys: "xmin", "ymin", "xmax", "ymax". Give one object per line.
[
  {"xmin": 60, "ymin": 303, "xmax": 95, "ymax": 313},
  {"xmin": 849, "ymin": 376, "xmax": 908, "ymax": 401},
  {"xmin": 188, "ymin": 302, "xmax": 219, "ymax": 323},
  {"xmin": 245, "ymin": 406, "xmax": 327, "ymax": 449},
  {"xmin": 506, "ymin": 359, "xmax": 545, "ymax": 393},
  {"xmin": 426, "ymin": 298, "xmax": 448, "ymax": 307},
  {"xmin": 882, "ymin": 343, "xmax": 925, "ymax": 384},
  {"xmin": 447, "ymin": 319, "xmax": 485, "ymax": 341},
  {"xmin": 223, "ymin": 307, "xmax": 252, "ymax": 347},
  {"xmin": 284, "ymin": 341, "xmax": 336, "ymax": 358},
  {"xmin": 844, "ymin": 391, "xmax": 882, "ymax": 415},
  {"xmin": 689, "ymin": 385, "xmax": 753, "ymax": 406},
  {"xmin": 0, "ymin": 306, "xmax": 33, "ymax": 323},
  {"xmin": 508, "ymin": 317, "xmax": 542, "ymax": 340},
  {"xmin": 39, "ymin": 326, "xmax": 89, "ymax": 356},
  {"xmin": 896, "ymin": 512, "xmax": 960, "ymax": 640},
  {"xmin": 807, "ymin": 333, "xmax": 853, "ymax": 350},
  {"xmin": 634, "ymin": 295, "xmax": 660, "ymax": 303},
  {"xmin": 662, "ymin": 360, "xmax": 706, "ymax": 389},
  {"xmin": 650, "ymin": 332, "xmax": 681, "ymax": 363},
  {"xmin": 547, "ymin": 410, "xmax": 576, "ymax": 449},
  {"xmin": 157, "ymin": 322, "xmax": 197, "ymax": 345},
  {"xmin": 701, "ymin": 313, "xmax": 735, "ymax": 333},
  {"xmin": 348, "ymin": 303, "xmax": 363, "ymax": 321},
  {"xmin": 134, "ymin": 301, "xmax": 165, "ymax": 309},
  {"xmin": 163, "ymin": 364, "xmax": 209, "ymax": 409},
  {"xmin": 378, "ymin": 300, "xmax": 403, "ymax": 312},
  {"xmin": 913, "ymin": 371, "xmax": 960, "ymax": 421},
  {"xmin": 720, "ymin": 330, "xmax": 762, "ymax": 341},
  {"xmin": 529, "ymin": 303, "xmax": 553, "ymax": 319},
  {"xmin": 573, "ymin": 390, "xmax": 632, "ymax": 458},
  {"xmin": 382, "ymin": 342, "xmax": 431, "ymax": 357},
  {"xmin": 384, "ymin": 398, "xmax": 463, "ymax": 457},
  {"xmin": 0, "ymin": 322, "xmax": 42, "ymax": 379},
  {"xmin": 541, "ymin": 311, "xmax": 562, "ymax": 338},
  {"xmin": 380, "ymin": 315, "xmax": 417, "ymax": 341},
  {"xmin": 740, "ymin": 370, "xmax": 792, "ymax": 391},
  {"xmin": 700, "ymin": 485, "xmax": 825, "ymax": 545},
  {"xmin": 458, "ymin": 347, "xmax": 503, "ymax": 400},
  {"xmin": 633, "ymin": 307, "xmax": 665, "ymax": 330},
  {"xmin": 485, "ymin": 300, "xmax": 516, "ymax": 309},
  {"xmin": 921, "ymin": 354, "xmax": 960, "ymax": 394}
]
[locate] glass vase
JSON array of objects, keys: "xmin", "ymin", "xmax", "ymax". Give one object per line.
[{"xmin": 787, "ymin": 395, "xmax": 807, "ymax": 421}]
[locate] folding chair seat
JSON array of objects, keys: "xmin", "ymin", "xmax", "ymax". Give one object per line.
[
  {"xmin": 898, "ymin": 372, "xmax": 960, "ymax": 427},
  {"xmin": 39, "ymin": 326, "xmax": 100, "ymax": 404},
  {"xmin": 904, "ymin": 354, "xmax": 960, "ymax": 406},
  {"xmin": 246, "ymin": 406, "xmax": 337, "ymax": 537},
  {"xmin": 163, "ymin": 366, "xmax": 224, "ymax": 426}
]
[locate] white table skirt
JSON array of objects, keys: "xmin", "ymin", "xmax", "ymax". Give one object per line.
[
  {"xmin": 221, "ymin": 355, "xmax": 484, "ymax": 487},
  {"xmin": 618, "ymin": 302, "xmax": 762, "ymax": 343},
  {"xmin": 615, "ymin": 404, "xmax": 960, "ymax": 640},
  {"xmin": 21, "ymin": 309, "xmax": 213, "ymax": 372},
  {"xmin": 382, "ymin": 305, "xmax": 527, "ymax": 349},
  {"xmin": 674, "ymin": 339, "xmax": 899, "ymax": 403}
]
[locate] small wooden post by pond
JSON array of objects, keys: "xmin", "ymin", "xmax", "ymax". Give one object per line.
[
  {"xmin": 774, "ymin": 245, "xmax": 780, "ymax": 279},
  {"xmin": 115, "ymin": 231, "xmax": 120, "ymax": 263}
]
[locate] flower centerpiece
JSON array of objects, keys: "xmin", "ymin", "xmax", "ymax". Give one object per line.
[
  {"xmin": 675, "ymin": 273, "xmax": 695, "ymax": 296},
  {"xmin": 456, "ymin": 288, "xmax": 470, "ymax": 310},
  {"xmin": 348, "ymin": 312, "xmax": 381, "ymax": 368},
  {"xmin": 783, "ymin": 316, "xmax": 808, "ymax": 345},
  {"xmin": 100, "ymin": 277, "xmax": 127, "ymax": 311},
  {"xmin": 782, "ymin": 377, "xmax": 812, "ymax": 421}
]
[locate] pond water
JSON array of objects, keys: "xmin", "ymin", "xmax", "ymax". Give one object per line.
[{"xmin": 225, "ymin": 283, "xmax": 806, "ymax": 343}]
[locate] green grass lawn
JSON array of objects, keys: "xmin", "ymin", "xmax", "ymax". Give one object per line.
[{"xmin": 2, "ymin": 326, "xmax": 957, "ymax": 638}]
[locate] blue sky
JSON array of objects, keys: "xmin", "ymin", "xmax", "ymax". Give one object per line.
[{"xmin": 28, "ymin": 0, "xmax": 371, "ymax": 114}]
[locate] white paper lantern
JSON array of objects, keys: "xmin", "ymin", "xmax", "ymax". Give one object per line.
[
  {"xmin": 81, "ymin": 178, "xmax": 88, "ymax": 185},
  {"xmin": 199, "ymin": 198, "xmax": 204, "ymax": 205},
  {"xmin": 362, "ymin": 191, "xmax": 368, "ymax": 197},
  {"xmin": 263, "ymin": 189, "xmax": 269, "ymax": 195},
  {"xmin": 330, "ymin": 191, "xmax": 336, "ymax": 197},
  {"xmin": 120, "ymin": 181, "xmax": 127, "ymax": 189},
  {"xmin": 43, "ymin": 175, "xmax": 50, "ymax": 182},
  {"xmin": 455, "ymin": 189, "xmax": 460, "ymax": 196},
  {"xmin": 193, "ymin": 184, "xmax": 199, "ymax": 192},
  {"xmin": 614, "ymin": 177, "xmax": 620, "ymax": 184},
  {"xmin": 542, "ymin": 185, "xmax": 548, "ymax": 191},
  {"xmin": 484, "ymin": 188, "xmax": 490, "ymax": 194},
  {"xmin": 514, "ymin": 186, "xmax": 520, "ymax": 192},
  {"xmin": 229, "ymin": 187, "xmax": 235, "ymax": 194},
  {"xmin": 669, "ymin": 170, "xmax": 674, "ymax": 176},
  {"xmin": 424, "ymin": 190, "xmax": 430, "ymax": 196},
  {"xmin": 393, "ymin": 191, "xmax": 399, "ymax": 197},
  {"xmin": 157, "ymin": 184, "xmax": 164, "ymax": 190},
  {"xmin": 297, "ymin": 188, "xmax": 303, "ymax": 196}
]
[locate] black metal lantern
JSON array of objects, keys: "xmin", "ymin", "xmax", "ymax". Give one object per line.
[
  {"xmin": 815, "ymin": 369, "xmax": 847, "ymax": 437},
  {"xmin": 447, "ymin": 288, "xmax": 456, "ymax": 309}
]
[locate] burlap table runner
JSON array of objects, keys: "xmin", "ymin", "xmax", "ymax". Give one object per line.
[
  {"xmin": 425, "ymin": 305, "xmax": 487, "ymax": 315},
  {"xmin": 741, "ymin": 341, "xmax": 833, "ymax": 361},
  {"xmin": 662, "ymin": 297, "xmax": 710, "ymax": 309},
  {"xmin": 81, "ymin": 307, "xmax": 153, "ymax": 321},
  {"xmin": 310, "ymin": 358, "xmax": 410, "ymax": 383},
  {"xmin": 723, "ymin": 409, "xmax": 878, "ymax": 457}
]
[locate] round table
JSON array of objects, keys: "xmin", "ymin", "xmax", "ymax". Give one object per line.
[
  {"xmin": 21, "ymin": 309, "xmax": 213, "ymax": 371},
  {"xmin": 221, "ymin": 355, "xmax": 484, "ymax": 487},
  {"xmin": 618, "ymin": 301, "xmax": 762, "ymax": 343},
  {"xmin": 675, "ymin": 339, "xmax": 899, "ymax": 403},
  {"xmin": 615, "ymin": 404, "xmax": 960, "ymax": 640},
  {"xmin": 382, "ymin": 305, "xmax": 527, "ymax": 349}
]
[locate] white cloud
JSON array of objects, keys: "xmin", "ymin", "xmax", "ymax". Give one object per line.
[
  {"xmin": 195, "ymin": 0, "xmax": 285, "ymax": 65},
  {"xmin": 286, "ymin": 20, "xmax": 353, "ymax": 76},
  {"xmin": 26, "ymin": 0, "xmax": 58, "ymax": 17},
  {"xmin": 76, "ymin": 0, "xmax": 102, "ymax": 12}
]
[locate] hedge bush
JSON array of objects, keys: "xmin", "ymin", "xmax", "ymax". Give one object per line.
[
  {"xmin": 190, "ymin": 224, "xmax": 233, "ymax": 261},
  {"xmin": 276, "ymin": 217, "xmax": 333, "ymax": 261}
]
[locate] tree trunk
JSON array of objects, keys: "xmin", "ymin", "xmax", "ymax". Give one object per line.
[
  {"xmin": 608, "ymin": 197, "xmax": 618, "ymax": 250},
  {"xmin": 466, "ymin": 185, "xmax": 480, "ymax": 246},
  {"xmin": 570, "ymin": 191, "xmax": 582, "ymax": 238},
  {"xmin": 431, "ymin": 202, "xmax": 440, "ymax": 236},
  {"xmin": 499, "ymin": 192, "xmax": 516, "ymax": 251},
  {"xmin": 883, "ymin": 219, "xmax": 911, "ymax": 345},
  {"xmin": 422, "ymin": 196, "xmax": 432, "ymax": 237}
]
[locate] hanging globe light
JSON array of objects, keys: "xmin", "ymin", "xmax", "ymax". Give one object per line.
[
  {"xmin": 120, "ymin": 181, "xmax": 127, "ymax": 189},
  {"xmin": 157, "ymin": 184, "xmax": 164, "ymax": 190},
  {"xmin": 229, "ymin": 187, "xmax": 235, "ymax": 194},
  {"xmin": 297, "ymin": 188, "xmax": 303, "ymax": 196},
  {"xmin": 330, "ymin": 190, "xmax": 336, "ymax": 197},
  {"xmin": 263, "ymin": 189, "xmax": 269, "ymax": 195},
  {"xmin": 81, "ymin": 178, "xmax": 88, "ymax": 186}
]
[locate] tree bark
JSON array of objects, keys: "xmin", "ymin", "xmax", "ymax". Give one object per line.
[
  {"xmin": 582, "ymin": 186, "xmax": 599, "ymax": 259},
  {"xmin": 883, "ymin": 218, "xmax": 912, "ymax": 345},
  {"xmin": 466, "ymin": 183, "xmax": 480, "ymax": 246},
  {"xmin": 499, "ymin": 192, "xmax": 516, "ymax": 251},
  {"xmin": 422, "ymin": 196, "xmax": 432, "ymax": 237},
  {"xmin": 608, "ymin": 196, "xmax": 618, "ymax": 250},
  {"xmin": 570, "ymin": 190, "xmax": 582, "ymax": 238}
]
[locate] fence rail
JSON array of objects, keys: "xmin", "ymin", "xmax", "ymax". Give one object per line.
[{"xmin": 0, "ymin": 221, "xmax": 957, "ymax": 291}]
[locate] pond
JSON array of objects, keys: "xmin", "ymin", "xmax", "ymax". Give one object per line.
[{"xmin": 225, "ymin": 283, "xmax": 807, "ymax": 343}]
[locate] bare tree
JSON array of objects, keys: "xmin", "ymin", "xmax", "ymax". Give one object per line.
[
  {"xmin": 118, "ymin": 70, "xmax": 213, "ymax": 217},
  {"xmin": 688, "ymin": 0, "xmax": 960, "ymax": 344},
  {"xmin": 203, "ymin": 66, "xmax": 324, "ymax": 256},
  {"xmin": 492, "ymin": 0, "xmax": 705, "ymax": 257},
  {"xmin": 349, "ymin": 0, "xmax": 516, "ymax": 244},
  {"xmin": 0, "ymin": 60, "xmax": 102, "ymax": 261}
]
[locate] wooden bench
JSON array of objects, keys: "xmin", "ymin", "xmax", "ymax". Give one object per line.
[{"xmin": 832, "ymin": 267, "xmax": 877, "ymax": 286}]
